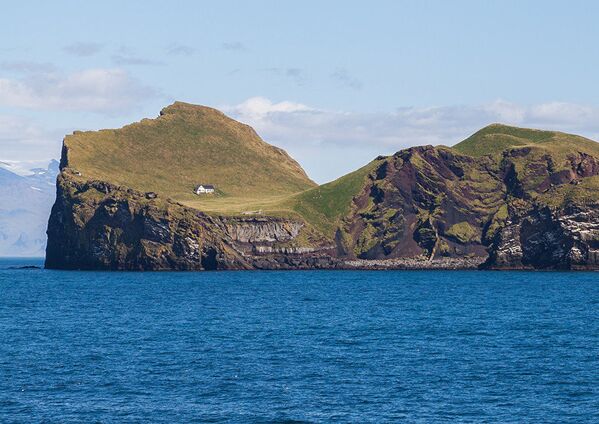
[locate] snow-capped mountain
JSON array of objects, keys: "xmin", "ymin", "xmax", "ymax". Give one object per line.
[{"xmin": 0, "ymin": 160, "xmax": 59, "ymax": 257}]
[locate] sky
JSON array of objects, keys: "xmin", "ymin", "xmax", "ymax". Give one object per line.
[{"xmin": 2, "ymin": 0, "xmax": 599, "ymax": 182}]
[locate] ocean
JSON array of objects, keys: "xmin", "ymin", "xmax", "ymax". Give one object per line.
[{"xmin": 1, "ymin": 258, "xmax": 598, "ymax": 422}]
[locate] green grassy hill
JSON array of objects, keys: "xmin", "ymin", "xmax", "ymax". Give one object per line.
[
  {"xmin": 62, "ymin": 101, "xmax": 382, "ymax": 233},
  {"xmin": 453, "ymin": 123, "xmax": 599, "ymax": 206},
  {"xmin": 63, "ymin": 102, "xmax": 316, "ymax": 206},
  {"xmin": 453, "ymin": 123, "xmax": 599, "ymax": 158}
]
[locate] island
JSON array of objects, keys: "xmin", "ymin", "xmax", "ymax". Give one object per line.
[{"xmin": 45, "ymin": 102, "xmax": 599, "ymax": 270}]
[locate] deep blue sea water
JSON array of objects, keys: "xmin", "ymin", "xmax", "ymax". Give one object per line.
[{"xmin": 1, "ymin": 258, "xmax": 598, "ymax": 423}]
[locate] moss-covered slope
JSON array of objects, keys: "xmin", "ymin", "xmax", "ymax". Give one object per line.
[
  {"xmin": 453, "ymin": 123, "xmax": 599, "ymax": 158},
  {"xmin": 62, "ymin": 102, "xmax": 316, "ymax": 202}
]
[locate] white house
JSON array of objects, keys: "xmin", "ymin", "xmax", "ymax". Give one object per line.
[{"xmin": 194, "ymin": 184, "xmax": 215, "ymax": 195}]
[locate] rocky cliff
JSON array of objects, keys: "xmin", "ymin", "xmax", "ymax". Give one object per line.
[
  {"xmin": 331, "ymin": 140, "xmax": 599, "ymax": 270},
  {"xmin": 45, "ymin": 105, "xmax": 599, "ymax": 271},
  {"xmin": 484, "ymin": 202, "xmax": 599, "ymax": 270},
  {"xmin": 45, "ymin": 175, "xmax": 337, "ymax": 270}
]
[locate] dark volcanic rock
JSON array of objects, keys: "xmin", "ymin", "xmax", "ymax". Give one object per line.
[
  {"xmin": 339, "ymin": 146, "xmax": 504, "ymax": 261},
  {"xmin": 334, "ymin": 144, "xmax": 599, "ymax": 270},
  {"xmin": 45, "ymin": 175, "xmax": 337, "ymax": 270},
  {"xmin": 483, "ymin": 202, "xmax": 599, "ymax": 270}
]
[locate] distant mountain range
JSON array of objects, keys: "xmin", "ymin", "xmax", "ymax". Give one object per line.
[{"xmin": 0, "ymin": 160, "xmax": 58, "ymax": 257}]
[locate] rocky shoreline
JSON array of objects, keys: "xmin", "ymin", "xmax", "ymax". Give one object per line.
[{"xmin": 342, "ymin": 256, "xmax": 485, "ymax": 270}]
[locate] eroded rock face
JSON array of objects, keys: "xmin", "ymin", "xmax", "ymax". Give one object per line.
[
  {"xmin": 222, "ymin": 219, "xmax": 303, "ymax": 243},
  {"xmin": 335, "ymin": 145, "xmax": 599, "ymax": 270},
  {"xmin": 45, "ymin": 175, "xmax": 336, "ymax": 270},
  {"xmin": 484, "ymin": 203, "xmax": 599, "ymax": 269},
  {"xmin": 339, "ymin": 146, "xmax": 504, "ymax": 260}
]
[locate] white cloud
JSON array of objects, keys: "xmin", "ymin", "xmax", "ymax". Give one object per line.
[
  {"xmin": 226, "ymin": 97, "xmax": 599, "ymax": 150},
  {"xmin": 0, "ymin": 68, "xmax": 156, "ymax": 114},
  {"xmin": 483, "ymin": 99, "xmax": 526, "ymax": 123},
  {"xmin": 0, "ymin": 115, "xmax": 62, "ymax": 164},
  {"xmin": 529, "ymin": 101, "xmax": 597, "ymax": 126},
  {"xmin": 230, "ymin": 97, "xmax": 311, "ymax": 120},
  {"xmin": 224, "ymin": 97, "xmax": 599, "ymax": 182}
]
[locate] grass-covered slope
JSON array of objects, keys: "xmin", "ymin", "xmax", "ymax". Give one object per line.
[
  {"xmin": 63, "ymin": 102, "xmax": 316, "ymax": 204},
  {"xmin": 286, "ymin": 158, "xmax": 383, "ymax": 235},
  {"xmin": 453, "ymin": 123, "xmax": 599, "ymax": 158},
  {"xmin": 453, "ymin": 123, "xmax": 599, "ymax": 207},
  {"xmin": 60, "ymin": 101, "xmax": 383, "ymax": 238}
]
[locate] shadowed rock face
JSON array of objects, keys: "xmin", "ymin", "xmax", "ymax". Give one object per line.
[
  {"xmin": 334, "ymin": 144, "xmax": 599, "ymax": 269},
  {"xmin": 484, "ymin": 203, "xmax": 599, "ymax": 270},
  {"xmin": 45, "ymin": 176, "xmax": 337, "ymax": 270},
  {"xmin": 339, "ymin": 146, "xmax": 503, "ymax": 260}
]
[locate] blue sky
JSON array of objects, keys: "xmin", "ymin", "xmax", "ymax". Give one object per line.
[{"xmin": 2, "ymin": 0, "xmax": 599, "ymax": 182}]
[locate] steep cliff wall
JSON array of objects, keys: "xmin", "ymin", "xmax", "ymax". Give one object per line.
[
  {"xmin": 45, "ymin": 174, "xmax": 336, "ymax": 270},
  {"xmin": 483, "ymin": 202, "xmax": 599, "ymax": 270},
  {"xmin": 338, "ymin": 146, "xmax": 503, "ymax": 260},
  {"xmin": 334, "ymin": 143, "xmax": 599, "ymax": 270},
  {"xmin": 46, "ymin": 144, "xmax": 599, "ymax": 271}
]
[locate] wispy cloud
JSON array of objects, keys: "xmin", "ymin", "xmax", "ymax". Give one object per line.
[
  {"xmin": 284, "ymin": 68, "xmax": 306, "ymax": 86},
  {"xmin": 226, "ymin": 97, "xmax": 599, "ymax": 150},
  {"xmin": 222, "ymin": 41, "xmax": 247, "ymax": 51},
  {"xmin": 0, "ymin": 115, "xmax": 63, "ymax": 162},
  {"xmin": 111, "ymin": 54, "xmax": 162, "ymax": 66},
  {"xmin": 263, "ymin": 67, "xmax": 307, "ymax": 86},
  {"xmin": 0, "ymin": 68, "xmax": 157, "ymax": 114},
  {"xmin": 63, "ymin": 42, "xmax": 103, "ymax": 57},
  {"xmin": 0, "ymin": 61, "xmax": 57, "ymax": 74},
  {"xmin": 111, "ymin": 47, "xmax": 163, "ymax": 66},
  {"xmin": 165, "ymin": 43, "xmax": 195, "ymax": 56},
  {"xmin": 330, "ymin": 68, "xmax": 363, "ymax": 90}
]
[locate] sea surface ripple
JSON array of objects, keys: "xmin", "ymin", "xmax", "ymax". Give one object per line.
[{"xmin": 1, "ymin": 258, "xmax": 598, "ymax": 423}]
